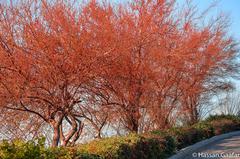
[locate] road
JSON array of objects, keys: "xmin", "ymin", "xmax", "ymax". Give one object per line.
[{"xmin": 183, "ymin": 134, "xmax": 240, "ymax": 159}]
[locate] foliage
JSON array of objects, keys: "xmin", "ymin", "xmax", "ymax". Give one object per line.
[
  {"xmin": 205, "ymin": 114, "xmax": 240, "ymax": 122},
  {"xmin": 79, "ymin": 133, "xmax": 175, "ymax": 159},
  {"xmin": 0, "ymin": 138, "xmax": 100, "ymax": 159},
  {"xmin": 204, "ymin": 114, "xmax": 240, "ymax": 135},
  {"xmin": 166, "ymin": 125, "xmax": 213, "ymax": 149},
  {"xmin": 0, "ymin": 138, "xmax": 44, "ymax": 159},
  {"xmin": 0, "ymin": 113, "xmax": 240, "ymax": 159},
  {"xmin": 152, "ymin": 114, "xmax": 240, "ymax": 150},
  {"xmin": 0, "ymin": 135, "xmax": 175, "ymax": 159},
  {"xmin": 0, "ymin": 0, "xmax": 238, "ymax": 146}
]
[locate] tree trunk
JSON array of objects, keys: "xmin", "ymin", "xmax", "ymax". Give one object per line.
[
  {"xmin": 50, "ymin": 114, "xmax": 64, "ymax": 147},
  {"xmin": 52, "ymin": 124, "xmax": 60, "ymax": 147},
  {"xmin": 127, "ymin": 107, "xmax": 140, "ymax": 133}
]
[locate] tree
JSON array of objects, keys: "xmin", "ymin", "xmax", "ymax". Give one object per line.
[
  {"xmin": 0, "ymin": 0, "xmax": 108, "ymax": 146},
  {"xmin": 219, "ymin": 91, "xmax": 240, "ymax": 116},
  {"xmin": 93, "ymin": 0, "xmax": 239, "ymax": 131},
  {"xmin": 0, "ymin": 0, "xmax": 238, "ymax": 146}
]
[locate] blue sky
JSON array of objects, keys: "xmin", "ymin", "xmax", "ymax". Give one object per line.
[
  {"xmin": 189, "ymin": 0, "xmax": 240, "ymax": 41},
  {"xmin": 1, "ymin": 0, "xmax": 239, "ymax": 40},
  {"xmin": 114, "ymin": 0, "xmax": 240, "ymax": 41}
]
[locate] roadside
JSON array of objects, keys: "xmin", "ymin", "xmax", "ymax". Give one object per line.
[{"xmin": 170, "ymin": 132, "xmax": 240, "ymax": 159}]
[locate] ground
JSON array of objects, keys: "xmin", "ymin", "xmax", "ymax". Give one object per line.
[{"xmin": 184, "ymin": 134, "xmax": 240, "ymax": 159}]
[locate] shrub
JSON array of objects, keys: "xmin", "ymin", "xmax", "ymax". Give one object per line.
[
  {"xmin": 78, "ymin": 133, "xmax": 175, "ymax": 159},
  {"xmin": 43, "ymin": 146, "xmax": 104, "ymax": 159},
  {"xmin": 78, "ymin": 134, "xmax": 140, "ymax": 159},
  {"xmin": 210, "ymin": 119, "xmax": 240, "ymax": 135},
  {"xmin": 166, "ymin": 127, "xmax": 201, "ymax": 149},
  {"xmin": 204, "ymin": 114, "xmax": 240, "ymax": 135},
  {"xmin": 164, "ymin": 114, "xmax": 240, "ymax": 150},
  {"xmin": 193, "ymin": 121, "xmax": 215, "ymax": 139},
  {"xmin": 0, "ymin": 138, "xmax": 44, "ymax": 159},
  {"xmin": 205, "ymin": 114, "xmax": 240, "ymax": 123},
  {"xmin": 1, "ymin": 114, "xmax": 240, "ymax": 159},
  {"xmin": 41, "ymin": 147, "xmax": 75, "ymax": 159},
  {"xmin": 0, "ymin": 139, "xmax": 100, "ymax": 159}
]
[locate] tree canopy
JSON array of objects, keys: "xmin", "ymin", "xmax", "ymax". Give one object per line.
[{"xmin": 0, "ymin": 0, "xmax": 238, "ymax": 146}]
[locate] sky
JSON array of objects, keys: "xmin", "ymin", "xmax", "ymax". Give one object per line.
[
  {"xmin": 114, "ymin": 0, "xmax": 240, "ymax": 41},
  {"xmin": 189, "ymin": 0, "xmax": 240, "ymax": 41},
  {"xmin": 1, "ymin": 0, "xmax": 239, "ymax": 40}
]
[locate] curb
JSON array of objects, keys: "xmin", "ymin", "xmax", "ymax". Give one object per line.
[{"xmin": 168, "ymin": 130, "xmax": 240, "ymax": 159}]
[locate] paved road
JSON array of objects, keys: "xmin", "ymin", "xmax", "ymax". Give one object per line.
[{"xmin": 184, "ymin": 134, "xmax": 240, "ymax": 159}]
